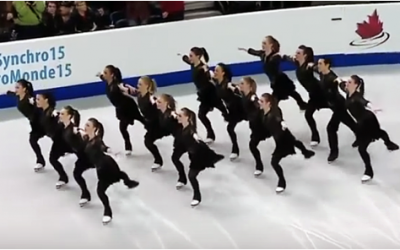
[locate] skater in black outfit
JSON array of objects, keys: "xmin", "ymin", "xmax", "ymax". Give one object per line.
[
  {"xmin": 98, "ymin": 65, "xmax": 145, "ymax": 154},
  {"xmin": 213, "ymin": 63, "xmax": 246, "ymax": 160},
  {"xmin": 6, "ymin": 79, "xmax": 46, "ymax": 171},
  {"xmin": 238, "ymin": 36, "xmax": 307, "ymax": 110},
  {"xmin": 259, "ymin": 93, "xmax": 315, "ymax": 193},
  {"xmin": 181, "ymin": 47, "xmax": 228, "ymax": 143},
  {"xmin": 177, "ymin": 107, "xmax": 224, "ymax": 207},
  {"xmin": 155, "ymin": 94, "xmax": 188, "ymax": 188},
  {"xmin": 237, "ymin": 77, "xmax": 269, "ymax": 176},
  {"xmin": 80, "ymin": 117, "xmax": 139, "ymax": 224},
  {"xmin": 36, "ymin": 93, "xmax": 72, "ymax": 188},
  {"xmin": 283, "ymin": 46, "xmax": 327, "ymax": 146},
  {"xmin": 59, "ymin": 106, "xmax": 94, "ymax": 206},
  {"xmin": 337, "ymin": 75, "xmax": 398, "ymax": 182},
  {"xmin": 310, "ymin": 58, "xmax": 358, "ymax": 162},
  {"xmin": 126, "ymin": 76, "xmax": 164, "ymax": 171}
]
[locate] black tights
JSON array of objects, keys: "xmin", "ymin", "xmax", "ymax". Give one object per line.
[
  {"xmin": 172, "ymin": 146, "xmax": 187, "ymax": 184},
  {"xmin": 188, "ymin": 169, "xmax": 201, "ymax": 201},
  {"xmin": 49, "ymin": 140, "xmax": 69, "ymax": 183},
  {"xmin": 74, "ymin": 156, "xmax": 92, "ymax": 200},
  {"xmin": 271, "ymin": 155, "xmax": 286, "ymax": 189},
  {"xmin": 327, "ymin": 109, "xmax": 358, "ymax": 153},
  {"xmin": 29, "ymin": 133, "xmax": 45, "ymax": 165},
  {"xmin": 119, "ymin": 120, "xmax": 132, "ymax": 151},
  {"xmin": 274, "ymin": 90, "xmax": 307, "ymax": 110},
  {"xmin": 249, "ymin": 136, "xmax": 264, "ymax": 172},
  {"xmin": 97, "ymin": 171, "xmax": 133, "ymax": 218},
  {"xmin": 358, "ymin": 129, "xmax": 394, "ymax": 178},
  {"xmin": 227, "ymin": 121, "xmax": 240, "ymax": 154},
  {"xmin": 198, "ymin": 101, "xmax": 228, "ymax": 140},
  {"xmin": 144, "ymin": 132, "xmax": 163, "ymax": 165}
]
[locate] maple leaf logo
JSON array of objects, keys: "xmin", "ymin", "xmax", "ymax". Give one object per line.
[
  {"xmin": 349, "ymin": 9, "xmax": 389, "ymax": 49},
  {"xmin": 355, "ymin": 10, "xmax": 383, "ymax": 39}
]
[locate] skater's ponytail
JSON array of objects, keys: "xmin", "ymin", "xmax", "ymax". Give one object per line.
[
  {"xmin": 88, "ymin": 118, "xmax": 105, "ymax": 139},
  {"xmin": 114, "ymin": 67, "xmax": 123, "ymax": 83},
  {"xmin": 40, "ymin": 92, "xmax": 56, "ymax": 109},
  {"xmin": 298, "ymin": 45, "xmax": 315, "ymax": 63},
  {"xmin": 181, "ymin": 107, "xmax": 197, "ymax": 131},
  {"xmin": 351, "ymin": 75, "xmax": 365, "ymax": 96},
  {"xmin": 160, "ymin": 93, "xmax": 176, "ymax": 111},
  {"xmin": 140, "ymin": 76, "xmax": 157, "ymax": 94}
]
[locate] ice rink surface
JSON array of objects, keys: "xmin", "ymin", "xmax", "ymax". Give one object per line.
[{"xmin": 1, "ymin": 65, "xmax": 400, "ymax": 248}]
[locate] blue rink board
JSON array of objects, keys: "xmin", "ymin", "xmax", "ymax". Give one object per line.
[{"xmin": 0, "ymin": 51, "xmax": 399, "ymax": 109}]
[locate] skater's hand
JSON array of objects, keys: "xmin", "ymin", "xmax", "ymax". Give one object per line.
[
  {"xmin": 28, "ymin": 97, "xmax": 35, "ymax": 105},
  {"xmin": 73, "ymin": 127, "xmax": 79, "ymax": 134},
  {"xmin": 281, "ymin": 121, "xmax": 288, "ymax": 130},
  {"xmin": 95, "ymin": 72, "xmax": 102, "ymax": 77},
  {"xmin": 238, "ymin": 47, "xmax": 247, "ymax": 52},
  {"xmin": 52, "ymin": 110, "xmax": 59, "ymax": 117},
  {"xmin": 307, "ymin": 62, "xmax": 314, "ymax": 68}
]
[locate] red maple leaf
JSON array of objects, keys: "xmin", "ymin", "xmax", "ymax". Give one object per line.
[{"xmin": 355, "ymin": 9, "xmax": 383, "ymax": 39}]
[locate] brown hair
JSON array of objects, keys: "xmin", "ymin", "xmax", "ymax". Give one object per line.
[
  {"xmin": 261, "ymin": 93, "xmax": 277, "ymax": 108},
  {"xmin": 160, "ymin": 93, "xmax": 176, "ymax": 111},
  {"xmin": 181, "ymin": 107, "xmax": 197, "ymax": 131},
  {"xmin": 140, "ymin": 76, "xmax": 157, "ymax": 94},
  {"xmin": 266, "ymin": 35, "xmax": 280, "ymax": 52},
  {"xmin": 243, "ymin": 76, "xmax": 257, "ymax": 93}
]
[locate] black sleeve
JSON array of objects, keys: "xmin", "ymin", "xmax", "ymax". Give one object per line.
[{"xmin": 247, "ymin": 48, "xmax": 264, "ymax": 57}]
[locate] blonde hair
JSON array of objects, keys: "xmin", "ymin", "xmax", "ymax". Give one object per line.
[
  {"xmin": 140, "ymin": 76, "xmax": 157, "ymax": 94},
  {"xmin": 243, "ymin": 76, "xmax": 257, "ymax": 93}
]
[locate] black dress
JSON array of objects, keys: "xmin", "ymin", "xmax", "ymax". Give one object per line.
[
  {"xmin": 262, "ymin": 107, "xmax": 296, "ymax": 159},
  {"xmin": 215, "ymin": 80, "xmax": 245, "ymax": 122},
  {"xmin": 84, "ymin": 136, "xmax": 122, "ymax": 184},
  {"xmin": 105, "ymin": 80, "xmax": 143, "ymax": 125},
  {"xmin": 181, "ymin": 126, "xmax": 224, "ymax": 171},
  {"xmin": 247, "ymin": 49, "xmax": 296, "ymax": 101}
]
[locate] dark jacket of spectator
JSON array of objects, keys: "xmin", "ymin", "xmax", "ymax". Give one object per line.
[
  {"xmin": 126, "ymin": 1, "xmax": 150, "ymax": 25},
  {"xmin": 55, "ymin": 2, "xmax": 75, "ymax": 35},
  {"xmin": 73, "ymin": 1, "xmax": 97, "ymax": 32}
]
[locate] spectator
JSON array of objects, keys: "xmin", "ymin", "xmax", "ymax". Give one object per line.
[
  {"xmin": 73, "ymin": 1, "xmax": 97, "ymax": 32},
  {"xmin": 160, "ymin": 1, "xmax": 184, "ymax": 22},
  {"xmin": 12, "ymin": 1, "xmax": 45, "ymax": 40},
  {"xmin": 42, "ymin": 1, "xmax": 58, "ymax": 36},
  {"xmin": 55, "ymin": 1, "xmax": 75, "ymax": 35},
  {"xmin": 0, "ymin": 1, "xmax": 14, "ymax": 41},
  {"xmin": 95, "ymin": 6, "xmax": 111, "ymax": 30},
  {"xmin": 123, "ymin": 1, "xmax": 151, "ymax": 27}
]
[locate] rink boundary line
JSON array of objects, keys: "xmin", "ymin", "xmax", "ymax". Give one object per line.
[{"xmin": 0, "ymin": 51, "xmax": 398, "ymax": 109}]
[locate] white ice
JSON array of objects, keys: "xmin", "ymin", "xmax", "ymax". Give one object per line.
[{"xmin": 0, "ymin": 65, "xmax": 400, "ymax": 248}]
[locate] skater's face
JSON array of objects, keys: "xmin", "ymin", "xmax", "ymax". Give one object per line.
[
  {"xmin": 84, "ymin": 121, "xmax": 95, "ymax": 134},
  {"xmin": 262, "ymin": 38, "xmax": 268, "ymax": 51},
  {"xmin": 59, "ymin": 108, "xmax": 71, "ymax": 123},
  {"xmin": 102, "ymin": 68, "xmax": 113, "ymax": 82},
  {"xmin": 317, "ymin": 59, "xmax": 328, "ymax": 72},
  {"xmin": 259, "ymin": 97, "xmax": 269, "ymax": 110},
  {"xmin": 156, "ymin": 96, "xmax": 167, "ymax": 110},
  {"xmin": 214, "ymin": 65, "xmax": 224, "ymax": 80},
  {"xmin": 346, "ymin": 78, "xmax": 357, "ymax": 92},
  {"xmin": 14, "ymin": 82, "xmax": 24, "ymax": 95},
  {"xmin": 295, "ymin": 49, "xmax": 305, "ymax": 61},
  {"xmin": 177, "ymin": 111, "xmax": 187, "ymax": 124},
  {"xmin": 189, "ymin": 51, "xmax": 198, "ymax": 63},
  {"xmin": 137, "ymin": 78, "xmax": 147, "ymax": 92},
  {"xmin": 239, "ymin": 79, "xmax": 249, "ymax": 92},
  {"xmin": 35, "ymin": 94, "xmax": 46, "ymax": 108}
]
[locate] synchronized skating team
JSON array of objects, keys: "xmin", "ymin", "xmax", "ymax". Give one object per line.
[{"xmin": 5, "ymin": 35, "xmax": 399, "ymax": 224}]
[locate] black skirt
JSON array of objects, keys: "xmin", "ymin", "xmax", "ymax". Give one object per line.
[
  {"xmin": 226, "ymin": 102, "xmax": 246, "ymax": 123},
  {"xmin": 356, "ymin": 111, "xmax": 381, "ymax": 143},
  {"xmin": 249, "ymin": 119, "xmax": 271, "ymax": 141},
  {"xmin": 115, "ymin": 102, "xmax": 142, "ymax": 125},
  {"xmin": 197, "ymin": 85, "xmax": 222, "ymax": 107},
  {"xmin": 271, "ymin": 73, "xmax": 296, "ymax": 101},
  {"xmin": 308, "ymin": 92, "xmax": 328, "ymax": 110},
  {"xmin": 272, "ymin": 130, "xmax": 297, "ymax": 159},
  {"xmin": 189, "ymin": 141, "xmax": 224, "ymax": 171},
  {"xmin": 29, "ymin": 120, "xmax": 46, "ymax": 137},
  {"xmin": 96, "ymin": 155, "xmax": 123, "ymax": 184}
]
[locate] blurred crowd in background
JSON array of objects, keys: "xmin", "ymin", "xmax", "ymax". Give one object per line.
[{"xmin": 0, "ymin": 1, "xmax": 390, "ymax": 43}]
